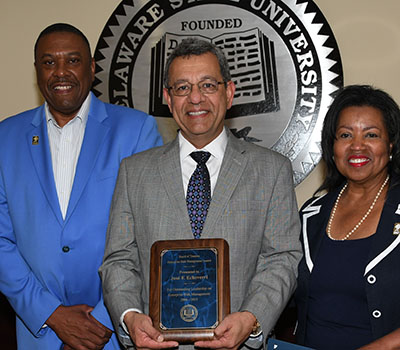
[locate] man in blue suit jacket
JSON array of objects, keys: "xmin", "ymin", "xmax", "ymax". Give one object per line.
[{"xmin": 0, "ymin": 23, "xmax": 162, "ymax": 349}]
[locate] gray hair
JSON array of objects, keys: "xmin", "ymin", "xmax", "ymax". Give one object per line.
[{"xmin": 163, "ymin": 37, "xmax": 231, "ymax": 88}]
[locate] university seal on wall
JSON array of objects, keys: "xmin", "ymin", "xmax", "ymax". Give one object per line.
[{"xmin": 94, "ymin": 0, "xmax": 343, "ymax": 185}]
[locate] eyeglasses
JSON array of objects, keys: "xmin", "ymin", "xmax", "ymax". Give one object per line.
[{"xmin": 168, "ymin": 78, "xmax": 226, "ymax": 96}]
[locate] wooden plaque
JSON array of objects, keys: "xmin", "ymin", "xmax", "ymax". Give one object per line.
[{"xmin": 149, "ymin": 238, "xmax": 230, "ymax": 343}]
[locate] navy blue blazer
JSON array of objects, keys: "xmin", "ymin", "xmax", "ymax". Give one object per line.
[{"xmin": 296, "ymin": 181, "xmax": 400, "ymax": 344}]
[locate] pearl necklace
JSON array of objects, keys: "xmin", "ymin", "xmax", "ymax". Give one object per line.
[{"xmin": 327, "ymin": 175, "xmax": 389, "ymax": 241}]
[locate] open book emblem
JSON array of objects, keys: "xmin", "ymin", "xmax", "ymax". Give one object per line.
[{"xmin": 149, "ymin": 30, "xmax": 280, "ymax": 119}]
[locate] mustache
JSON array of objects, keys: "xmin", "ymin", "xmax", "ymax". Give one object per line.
[{"xmin": 49, "ymin": 78, "xmax": 76, "ymax": 85}]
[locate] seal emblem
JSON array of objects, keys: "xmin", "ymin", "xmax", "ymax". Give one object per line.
[
  {"xmin": 94, "ymin": 0, "xmax": 343, "ymax": 185},
  {"xmin": 180, "ymin": 304, "xmax": 198, "ymax": 322}
]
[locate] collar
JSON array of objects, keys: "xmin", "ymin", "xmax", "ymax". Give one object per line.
[
  {"xmin": 45, "ymin": 92, "xmax": 91, "ymax": 128},
  {"xmin": 178, "ymin": 127, "xmax": 228, "ymax": 162}
]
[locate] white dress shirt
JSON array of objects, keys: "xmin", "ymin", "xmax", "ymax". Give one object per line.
[
  {"xmin": 46, "ymin": 93, "xmax": 90, "ymax": 219},
  {"xmin": 179, "ymin": 128, "xmax": 228, "ymax": 196}
]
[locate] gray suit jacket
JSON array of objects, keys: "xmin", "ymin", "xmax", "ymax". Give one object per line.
[{"xmin": 100, "ymin": 129, "xmax": 302, "ymax": 348}]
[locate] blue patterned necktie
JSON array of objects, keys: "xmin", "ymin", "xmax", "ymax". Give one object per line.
[{"xmin": 186, "ymin": 151, "xmax": 211, "ymax": 239}]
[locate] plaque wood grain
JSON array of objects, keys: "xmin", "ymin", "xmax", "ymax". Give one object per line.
[{"xmin": 150, "ymin": 238, "xmax": 230, "ymax": 343}]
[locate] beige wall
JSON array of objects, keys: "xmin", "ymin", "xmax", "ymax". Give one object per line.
[{"xmin": 1, "ymin": 0, "xmax": 400, "ymax": 206}]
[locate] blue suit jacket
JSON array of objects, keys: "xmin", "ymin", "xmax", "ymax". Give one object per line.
[
  {"xmin": 296, "ymin": 181, "xmax": 400, "ymax": 345},
  {"xmin": 0, "ymin": 93, "xmax": 162, "ymax": 349}
]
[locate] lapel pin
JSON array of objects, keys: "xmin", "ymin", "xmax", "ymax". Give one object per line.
[
  {"xmin": 393, "ymin": 223, "xmax": 400, "ymax": 235},
  {"xmin": 32, "ymin": 136, "xmax": 39, "ymax": 145}
]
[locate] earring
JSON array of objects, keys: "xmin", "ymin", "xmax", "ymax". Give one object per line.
[{"xmin": 390, "ymin": 154, "xmax": 393, "ymax": 161}]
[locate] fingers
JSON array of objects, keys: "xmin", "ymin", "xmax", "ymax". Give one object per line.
[
  {"xmin": 87, "ymin": 313, "xmax": 113, "ymax": 339},
  {"xmin": 73, "ymin": 308, "xmax": 111, "ymax": 347},
  {"xmin": 194, "ymin": 312, "xmax": 256, "ymax": 350},
  {"xmin": 46, "ymin": 304, "xmax": 112, "ymax": 350},
  {"xmin": 124, "ymin": 312, "xmax": 178, "ymax": 349}
]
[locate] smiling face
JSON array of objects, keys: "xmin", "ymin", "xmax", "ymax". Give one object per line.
[
  {"xmin": 333, "ymin": 105, "xmax": 392, "ymax": 186},
  {"xmin": 163, "ymin": 52, "xmax": 235, "ymax": 148},
  {"xmin": 35, "ymin": 31, "xmax": 95, "ymax": 126}
]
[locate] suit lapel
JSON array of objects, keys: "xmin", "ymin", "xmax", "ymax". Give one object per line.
[
  {"xmin": 202, "ymin": 132, "xmax": 247, "ymax": 237},
  {"xmin": 300, "ymin": 194, "xmax": 333, "ymax": 272},
  {"xmin": 159, "ymin": 138, "xmax": 192, "ymax": 234},
  {"xmin": 28, "ymin": 106, "xmax": 63, "ymax": 225},
  {"xmin": 64, "ymin": 96, "xmax": 110, "ymax": 222},
  {"xmin": 365, "ymin": 184, "xmax": 400, "ymax": 274}
]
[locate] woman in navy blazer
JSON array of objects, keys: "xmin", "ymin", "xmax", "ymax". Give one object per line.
[{"xmin": 296, "ymin": 85, "xmax": 400, "ymax": 349}]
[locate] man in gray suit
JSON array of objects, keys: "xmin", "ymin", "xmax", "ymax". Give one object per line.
[{"xmin": 100, "ymin": 38, "xmax": 302, "ymax": 349}]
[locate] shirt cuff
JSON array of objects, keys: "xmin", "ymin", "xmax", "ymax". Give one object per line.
[
  {"xmin": 120, "ymin": 308, "xmax": 143, "ymax": 335},
  {"xmin": 245, "ymin": 333, "xmax": 264, "ymax": 349}
]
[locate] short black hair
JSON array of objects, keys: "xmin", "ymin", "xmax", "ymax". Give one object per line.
[
  {"xmin": 318, "ymin": 84, "xmax": 400, "ymax": 193},
  {"xmin": 34, "ymin": 23, "xmax": 91, "ymax": 60},
  {"xmin": 163, "ymin": 37, "xmax": 231, "ymax": 88}
]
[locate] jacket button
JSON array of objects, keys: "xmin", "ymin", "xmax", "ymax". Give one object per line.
[
  {"xmin": 367, "ymin": 275, "xmax": 376, "ymax": 284},
  {"xmin": 62, "ymin": 246, "xmax": 70, "ymax": 253},
  {"xmin": 372, "ymin": 310, "xmax": 381, "ymax": 318}
]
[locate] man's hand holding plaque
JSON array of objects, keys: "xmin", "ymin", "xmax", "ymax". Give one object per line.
[
  {"xmin": 123, "ymin": 312, "xmax": 178, "ymax": 349},
  {"xmin": 123, "ymin": 310, "xmax": 256, "ymax": 350},
  {"xmin": 194, "ymin": 311, "xmax": 257, "ymax": 350}
]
